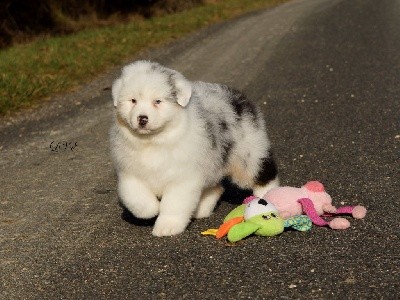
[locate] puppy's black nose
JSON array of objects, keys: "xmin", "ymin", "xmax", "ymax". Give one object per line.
[{"xmin": 138, "ymin": 115, "xmax": 148, "ymax": 127}]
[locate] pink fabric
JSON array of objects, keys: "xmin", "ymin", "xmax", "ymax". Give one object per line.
[
  {"xmin": 243, "ymin": 196, "xmax": 257, "ymax": 204},
  {"xmin": 263, "ymin": 186, "xmax": 306, "ymax": 216},
  {"xmin": 335, "ymin": 206, "xmax": 355, "ymax": 214},
  {"xmin": 304, "ymin": 181, "xmax": 325, "ymax": 192},
  {"xmin": 322, "ymin": 206, "xmax": 354, "ymax": 217},
  {"xmin": 262, "ymin": 182, "xmax": 367, "ymax": 229},
  {"xmin": 298, "ymin": 198, "xmax": 353, "ymax": 229},
  {"xmin": 297, "ymin": 198, "xmax": 329, "ymax": 226},
  {"xmin": 263, "ymin": 182, "xmax": 333, "ymax": 216},
  {"xmin": 352, "ymin": 206, "xmax": 367, "ymax": 219}
]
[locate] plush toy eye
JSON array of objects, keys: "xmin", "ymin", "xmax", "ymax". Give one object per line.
[
  {"xmin": 262, "ymin": 215, "xmax": 271, "ymax": 220},
  {"xmin": 131, "ymin": 99, "xmax": 137, "ymax": 104},
  {"xmin": 154, "ymin": 99, "xmax": 162, "ymax": 105},
  {"xmin": 271, "ymin": 213, "xmax": 277, "ymax": 218}
]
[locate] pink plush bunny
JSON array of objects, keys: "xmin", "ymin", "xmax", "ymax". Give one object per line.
[{"xmin": 262, "ymin": 181, "xmax": 367, "ymax": 229}]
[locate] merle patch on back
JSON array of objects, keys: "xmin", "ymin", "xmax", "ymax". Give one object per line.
[
  {"xmin": 226, "ymin": 87, "xmax": 258, "ymax": 122},
  {"xmin": 205, "ymin": 120, "xmax": 217, "ymax": 148}
]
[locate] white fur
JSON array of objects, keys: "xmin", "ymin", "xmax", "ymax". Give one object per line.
[{"xmin": 110, "ymin": 60, "xmax": 279, "ymax": 236}]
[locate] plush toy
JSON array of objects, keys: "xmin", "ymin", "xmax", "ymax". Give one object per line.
[
  {"xmin": 262, "ymin": 181, "xmax": 367, "ymax": 230},
  {"xmin": 201, "ymin": 197, "xmax": 312, "ymax": 242}
]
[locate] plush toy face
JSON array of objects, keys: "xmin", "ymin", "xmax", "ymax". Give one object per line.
[
  {"xmin": 248, "ymin": 212, "xmax": 284, "ymax": 236},
  {"xmin": 212, "ymin": 197, "xmax": 312, "ymax": 242},
  {"xmin": 244, "ymin": 198, "xmax": 278, "ymax": 220},
  {"xmin": 225, "ymin": 198, "xmax": 285, "ymax": 242},
  {"xmin": 226, "ymin": 212, "xmax": 284, "ymax": 242}
]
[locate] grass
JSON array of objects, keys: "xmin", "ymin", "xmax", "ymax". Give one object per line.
[{"xmin": 0, "ymin": 0, "xmax": 288, "ymax": 115}]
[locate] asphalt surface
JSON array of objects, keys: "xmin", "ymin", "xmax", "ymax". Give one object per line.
[{"xmin": 1, "ymin": 0, "xmax": 399, "ymax": 299}]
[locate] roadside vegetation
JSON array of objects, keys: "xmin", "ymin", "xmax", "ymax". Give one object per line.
[{"xmin": 0, "ymin": 0, "xmax": 287, "ymax": 115}]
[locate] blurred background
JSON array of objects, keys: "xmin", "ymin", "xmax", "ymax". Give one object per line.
[{"xmin": 0, "ymin": 0, "xmax": 205, "ymax": 48}]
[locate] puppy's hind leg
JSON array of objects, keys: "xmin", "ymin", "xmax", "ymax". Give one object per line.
[
  {"xmin": 252, "ymin": 152, "xmax": 279, "ymax": 198},
  {"xmin": 194, "ymin": 185, "xmax": 224, "ymax": 219}
]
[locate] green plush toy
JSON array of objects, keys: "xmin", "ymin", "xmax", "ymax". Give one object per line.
[{"xmin": 202, "ymin": 196, "xmax": 312, "ymax": 242}]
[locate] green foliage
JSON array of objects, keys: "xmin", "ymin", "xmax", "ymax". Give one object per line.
[{"xmin": 0, "ymin": 0, "xmax": 286, "ymax": 115}]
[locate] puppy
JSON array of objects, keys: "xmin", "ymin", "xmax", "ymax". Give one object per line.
[{"xmin": 110, "ymin": 60, "xmax": 279, "ymax": 236}]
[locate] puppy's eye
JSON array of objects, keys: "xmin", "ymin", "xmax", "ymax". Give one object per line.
[
  {"xmin": 262, "ymin": 215, "xmax": 271, "ymax": 220},
  {"xmin": 154, "ymin": 99, "xmax": 162, "ymax": 105},
  {"xmin": 131, "ymin": 99, "xmax": 137, "ymax": 104}
]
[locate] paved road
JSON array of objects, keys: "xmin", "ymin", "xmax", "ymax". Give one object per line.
[{"xmin": 1, "ymin": 0, "xmax": 399, "ymax": 298}]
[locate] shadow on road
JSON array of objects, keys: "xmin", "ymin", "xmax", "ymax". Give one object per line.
[{"xmin": 119, "ymin": 178, "xmax": 252, "ymax": 227}]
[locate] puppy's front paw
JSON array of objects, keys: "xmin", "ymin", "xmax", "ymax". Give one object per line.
[
  {"xmin": 133, "ymin": 199, "xmax": 160, "ymax": 219},
  {"xmin": 152, "ymin": 216, "xmax": 189, "ymax": 237}
]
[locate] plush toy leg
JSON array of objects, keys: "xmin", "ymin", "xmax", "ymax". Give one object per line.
[
  {"xmin": 298, "ymin": 198, "xmax": 350, "ymax": 230},
  {"xmin": 284, "ymin": 215, "xmax": 312, "ymax": 232},
  {"xmin": 323, "ymin": 205, "xmax": 367, "ymax": 219},
  {"xmin": 216, "ymin": 217, "xmax": 244, "ymax": 239},
  {"xmin": 227, "ymin": 222, "xmax": 261, "ymax": 243},
  {"xmin": 336, "ymin": 205, "xmax": 367, "ymax": 219},
  {"xmin": 334, "ymin": 206, "xmax": 353, "ymax": 214},
  {"xmin": 351, "ymin": 205, "xmax": 367, "ymax": 219},
  {"xmin": 328, "ymin": 217, "xmax": 351, "ymax": 229},
  {"xmin": 322, "ymin": 206, "xmax": 352, "ymax": 217}
]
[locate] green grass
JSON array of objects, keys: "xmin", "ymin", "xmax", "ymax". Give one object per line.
[{"xmin": 0, "ymin": 0, "xmax": 287, "ymax": 115}]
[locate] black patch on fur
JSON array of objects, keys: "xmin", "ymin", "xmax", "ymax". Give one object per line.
[
  {"xmin": 255, "ymin": 151, "xmax": 278, "ymax": 185},
  {"xmin": 167, "ymin": 74, "xmax": 178, "ymax": 102},
  {"xmin": 148, "ymin": 63, "xmax": 177, "ymax": 102},
  {"xmin": 205, "ymin": 121, "xmax": 217, "ymax": 148},
  {"xmin": 217, "ymin": 118, "xmax": 234, "ymax": 164},
  {"xmin": 220, "ymin": 178, "xmax": 253, "ymax": 205},
  {"xmin": 150, "ymin": 62, "xmax": 168, "ymax": 75},
  {"xmin": 220, "ymin": 120, "xmax": 229, "ymax": 132},
  {"xmin": 226, "ymin": 87, "xmax": 258, "ymax": 121},
  {"xmin": 170, "ymin": 89, "xmax": 177, "ymax": 99},
  {"xmin": 221, "ymin": 140, "xmax": 234, "ymax": 164}
]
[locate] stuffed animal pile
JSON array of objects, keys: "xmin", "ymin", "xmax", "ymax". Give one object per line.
[
  {"xmin": 263, "ymin": 181, "xmax": 367, "ymax": 230},
  {"xmin": 202, "ymin": 181, "xmax": 367, "ymax": 242}
]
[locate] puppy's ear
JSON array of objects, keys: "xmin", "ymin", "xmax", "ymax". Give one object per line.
[
  {"xmin": 112, "ymin": 78, "xmax": 122, "ymax": 108},
  {"xmin": 174, "ymin": 74, "xmax": 192, "ymax": 107}
]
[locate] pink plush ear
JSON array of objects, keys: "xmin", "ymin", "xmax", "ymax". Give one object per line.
[{"xmin": 304, "ymin": 181, "xmax": 325, "ymax": 192}]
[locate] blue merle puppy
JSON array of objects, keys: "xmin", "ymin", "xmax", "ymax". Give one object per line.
[{"xmin": 110, "ymin": 60, "xmax": 279, "ymax": 236}]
